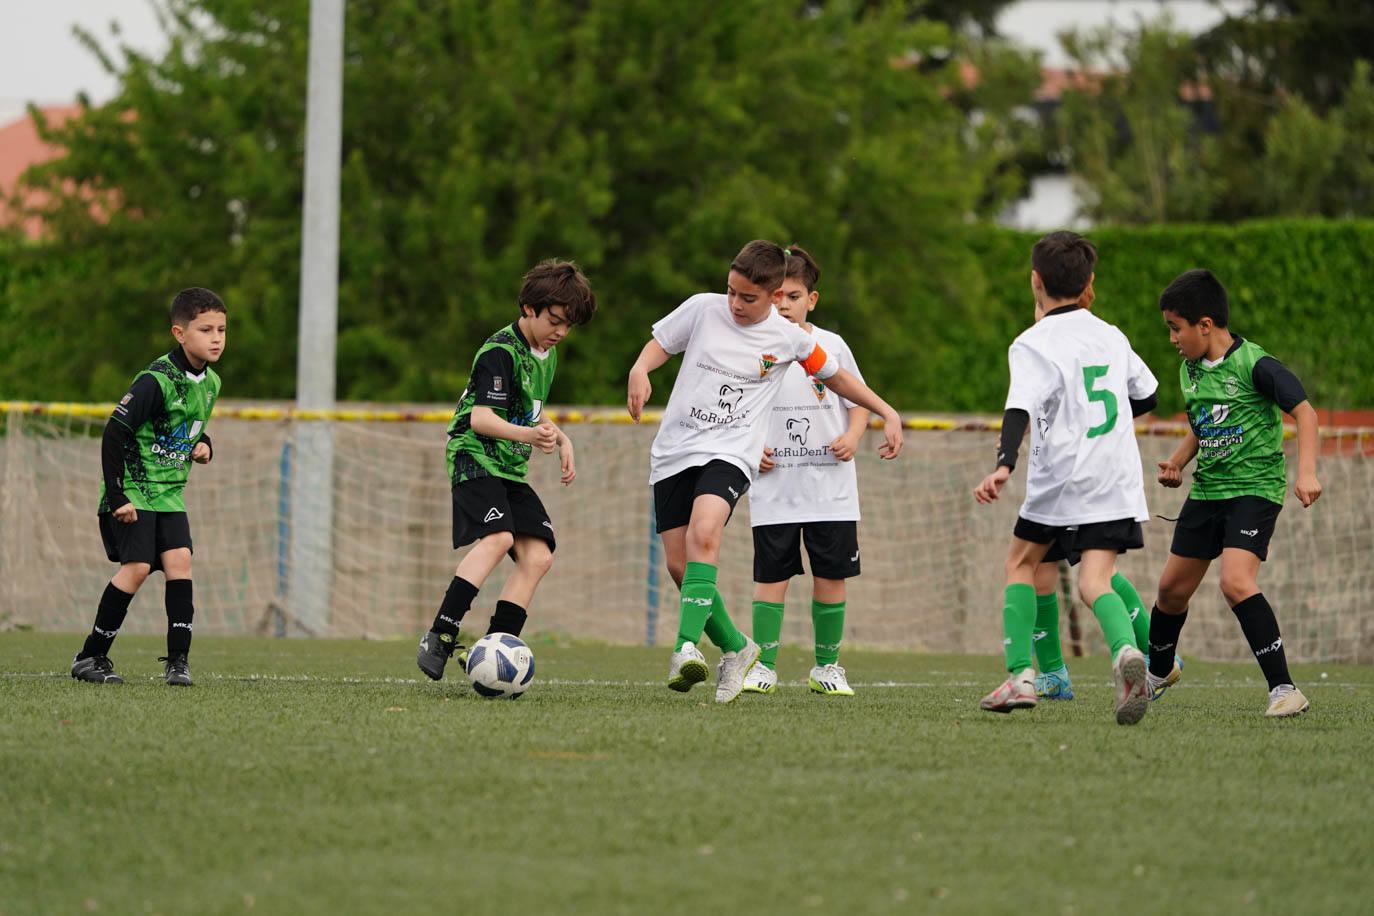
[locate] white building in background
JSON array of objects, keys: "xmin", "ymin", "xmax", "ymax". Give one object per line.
[{"xmin": 993, "ymin": 0, "xmax": 1250, "ymax": 228}]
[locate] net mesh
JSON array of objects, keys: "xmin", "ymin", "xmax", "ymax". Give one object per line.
[{"xmin": 3, "ymin": 403, "xmax": 1371, "ymax": 664}]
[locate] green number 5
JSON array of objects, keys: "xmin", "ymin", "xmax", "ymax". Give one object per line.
[{"xmin": 1082, "ymin": 365, "xmax": 1117, "ymax": 438}]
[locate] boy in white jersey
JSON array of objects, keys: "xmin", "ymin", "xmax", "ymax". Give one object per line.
[
  {"xmin": 627, "ymin": 240, "xmax": 903, "ymax": 703},
  {"xmin": 973, "ymin": 231, "xmax": 1158, "ymax": 726},
  {"xmin": 740, "ymin": 246, "xmax": 867, "ymax": 697}
]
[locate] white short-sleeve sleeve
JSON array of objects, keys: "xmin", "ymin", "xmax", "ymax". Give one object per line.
[
  {"xmin": 651, "ymin": 295, "xmax": 707, "ymax": 355},
  {"xmin": 1004, "ymin": 341, "xmax": 1051, "ymax": 413},
  {"xmin": 1126, "ymin": 346, "xmax": 1159, "ymax": 400}
]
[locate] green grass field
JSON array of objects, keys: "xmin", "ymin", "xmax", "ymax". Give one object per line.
[{"xmin": 2, "ymin": 632, "xmax": 1371, "ymax": 916}]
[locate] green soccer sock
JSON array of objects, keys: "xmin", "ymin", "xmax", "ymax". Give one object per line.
[
  {"xmin": 701, "ymin": 587, "xmax": 747, "ymax": 652},
  {"xmin": 752, "ymin": 600, "xmax": 785, "ymax": 670},
  {"xmin": 1092, "ymin": 591, "xmax": 1137, "ymax": 657},
  {"xmin": 1002, "ymin": 584, "xmax": 1037, "ymax": 673},
  {"xmin": 675, "ymin": 561, "xmax": 718, "ymax": 651},
  {"xmin": 812, "ymin": 599, "xmax": 845, "ymax": 667},
  {"xmin": 1032, "ymin": 591, "xmax": 1065, "ymax": 673},
  {"xmin": 1112, "ymin": 571, "xmax": 1150, "ymax": 652}
]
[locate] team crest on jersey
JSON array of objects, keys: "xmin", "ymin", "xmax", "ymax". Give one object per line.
[
  {"xmin": 759, "ymin": 353, "xmax": 777, "ymax": 378},
  {"xmin": 811, "ymin": 378, "xmax": 826, "ymax": 402},
  {"xmin": 493, "ymin": 377, "xmax": 503, "ymax": 392},
  {"xmin": 1223, "ymin": 376, "xmax": 1239, "ymax": 396}
]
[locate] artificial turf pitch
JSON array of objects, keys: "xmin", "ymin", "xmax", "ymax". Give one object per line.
[{"xmin": 2, "ymin": 632, "xmax": 1370, "ymax": 915}]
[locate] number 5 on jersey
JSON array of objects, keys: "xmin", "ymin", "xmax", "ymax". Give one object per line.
[{"xmin": 1082, "ymin": 365, "xmax": 1117, "ymax": 438}]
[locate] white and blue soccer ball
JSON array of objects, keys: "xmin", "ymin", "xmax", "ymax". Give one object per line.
[{"xmin": 464, "ymin": 633, "xmax": 535, "ymax": 698}]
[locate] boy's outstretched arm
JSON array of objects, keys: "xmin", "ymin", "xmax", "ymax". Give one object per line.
[
  {"xmin": 819, "ymin": 369, "xmax": 902, "ymax": 459},
  {"xmin": 1289, "ymin": 400, "xmax": 1322, "ymax": 507},
  {"xmin": 1157, "ymin": 430, "xmax": 1198, "ymax": 487},
  {"xmin": 471, "ymin": 406, "xmax": 557, "ymax": 453},
  {"xmin": 627, "ymin": 339, "xmax": 671, "ymax": 422}
]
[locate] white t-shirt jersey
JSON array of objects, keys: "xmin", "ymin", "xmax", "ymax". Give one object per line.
[
  {"xmin": 749, "ymin": 324, "xmax": 864, "ymax": 526},
  {"xmin": 649, "ymin": 294, "xmax": 838, "ymax": 485},
  {"xmin": 1005, "ymin": 308, "xmax": 1158, "ymax": 526}
]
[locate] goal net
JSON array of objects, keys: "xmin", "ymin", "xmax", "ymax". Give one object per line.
[{"xmin": 3, "ymin": 402, "xmax": 1371, "ymax": 664}]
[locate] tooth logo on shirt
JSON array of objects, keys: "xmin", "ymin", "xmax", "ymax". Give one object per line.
[
  {"xmin": 759, "ymin": 353, "xmax": 777, "ymax": 378},
  {"xmin": 718, "ymin": 385, "xmax": 744, "ymax": 411},
  {"xmin": 786, "ymin": 417, "xmax": 810, "ymax": 445}
]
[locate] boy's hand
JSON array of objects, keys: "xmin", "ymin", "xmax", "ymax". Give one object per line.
[
  {"xmin": 113, "ymin": 503, "xmax": 138, "ymax": 523},
  {"xmin": 758, "ymin": 447, "xmax": 776, "ymax": 473},
  {"xmin": 974, "ymin": 466, "xmax": 1011, "ymax": 503},
  {"xmin": 1295, "ymin": 472, "xmax": 1322, "ymax": 507},
  {"xmin": 1157, "ymin": 459, "xmax": 1183, "ymax": 488},
  {"xmin": 627, "ymin": 369, "xmax": 651, "ymax": 422},
  {"xmin": 876, "ymin": 411, "xmax": 903, "ymax": 459},
  {"xmin": 830, "ymin": 431, "xmax": 861, "ymax": 462},
  {"xmin": 559, "ymin": 436, "xmax": 576, "ymax": 485},
  {"xmin": 531, "ymin": 421, "xmax": 558, "ymax": 454},
  {"xmin": 191, "ymin": 442, "xmax": 211, "ymax": 464}
]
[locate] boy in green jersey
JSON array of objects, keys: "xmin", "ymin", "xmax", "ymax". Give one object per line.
[
  {"xmin": 1149, "ymin": 269, "xmax": 1321, "ymax": 717},
  {"xmin": 71, "ymin": 289, "xmax": 227, "ymax": 686},
  {"xmin": 416, "ymin": 261, "xmax": 596, "ymax": 681}
]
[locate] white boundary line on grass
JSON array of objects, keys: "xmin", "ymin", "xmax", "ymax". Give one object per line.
[{"xmin": 1, "ymin": 671, "xmax": 1367, "ymax": 689}]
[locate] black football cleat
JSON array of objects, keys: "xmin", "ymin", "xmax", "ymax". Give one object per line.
[
  {"xmin": 71, "ymin": 654, "xmax": 125, "ymax": 684},
  {"xmin": 160, "ymin": 654, "xmax": 194, "ymax": 686},
  {"xmin": 416, "ymin": 630, "xmax": 466, "ymax": 681}
]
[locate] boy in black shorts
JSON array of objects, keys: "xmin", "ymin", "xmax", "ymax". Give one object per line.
[
  {"xmin": 1149, "ymin": 269, "xmax": 1321, "ymax": 717},
  {"xmin": 415, "ymin": 261, "xmax": 596, "ymax": 680},
  {"xmin": 72, "ymin": 288, "xmax": 226, "ymax": 686}
]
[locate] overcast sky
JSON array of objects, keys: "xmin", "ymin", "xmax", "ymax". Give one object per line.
[{"xmin": 1, "ymin": 0, "xmax": 1250, "ymax": 124}]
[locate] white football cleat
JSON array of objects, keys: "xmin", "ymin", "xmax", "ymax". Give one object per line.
[
  {"xmin": 1266, "ymin": 683, "xmax": 1309, "ymax": 718},
  {"xmin": 741, "ymin": 664, "xmax": 777, "ymax": 694},
  {"xmin": 714, "ymin": 637, "xmax": 760, "ymax": 704},
  {"xmin": 667, "ymin": 641, "xmax": 709, "ymax": 692},
  {"xmin": 980, "ymin": 668, "xmax": 1036, "ymax": 712},
  {"xmin": 809, "ymin": 663, "xmax": 854, "ymax": 696},
  {"xmin": 1113, "ymin": 645, "xmax": 1149, "ymax": 726}
]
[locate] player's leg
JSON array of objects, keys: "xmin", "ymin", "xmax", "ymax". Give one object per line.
[
  {"xmin": 1147, "ymin": 497, "xmax": 1218, "ymax": 699},
  {"xmin": 1216, "ymin": 497, "xmax": 1305, "ymax": 715},
  {"xmin": 1032, "ymin": 560, "xmax": 1073, "ymax": 699},
  {"xmin": 485, "ymin": 484, "xmax": 559, "ymax": 639},
  {"xmin": 418, "ymin": 478, "xmax": 512, "ymax": 680},
  {"xmin": 803, "ymin": 521, "xmax": 859, "ymax": 696},
  {"xmin": 74, "ymin": 513, "xmax": 155, "ymax": 684},
  {"xmin": 745, "ymin": 523, "xmax": 801, "ymax": 694},
  {"xmin": 980, "ymin": 526, "xmax": 1051, "ymax": 712},
  {"xmin": 1078, "ymin": 546, "xmax": 1147, "ymax": 725},
  {"xmin": 654, "ymin": 467, "xmax": 710, "ymax": 691}
]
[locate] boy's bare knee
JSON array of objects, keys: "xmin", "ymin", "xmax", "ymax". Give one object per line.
[
  {"xmin": 522, "ymin": 543, "xmax": 554, "ymax": 576},
  {"xmin": 666, "ymin": 560, "xmax": 686, "ymax": 588},
  {"xmin": 161, "ymin": 549, "xmax": 192, "ymax": 579},
  {"xmin": 1219, "ymin": 574, "xmax": 1257, "ymax": 606},
  {"xmin": 482, "ymin": 530, "xmax": 516, "ymax": 554}
]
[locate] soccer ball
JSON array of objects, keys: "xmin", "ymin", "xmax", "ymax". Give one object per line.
[{"xmin": 464, "ymin": 633, "xmax": 535, "ymax": 698}]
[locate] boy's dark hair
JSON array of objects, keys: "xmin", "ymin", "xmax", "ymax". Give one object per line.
[
  {"xmin": 1159, "ymin": 268, "xmax": 1229, "ymax": 327},
  {"xmin": 1030, "ymin": 231, "xmax": 1097, "ymax": 301},
  {"xmin": 519, "ymin": 260, "xmax": 597, "ymax": 325},
  {"xmin": 782, "ymin": 244, "xmax": 821, "ymax": 292},
  {"xmin": 731, "ymin": 239, "xmax": 787, "ymax": 292},
  {"xmin": 170, "ymin": 288, "xmax": 226, "ymax": 326}
]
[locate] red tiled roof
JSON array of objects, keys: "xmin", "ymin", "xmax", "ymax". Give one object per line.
[{"xmin": 0, "ymin": 105, "xmax": 81, "ymax": 239}]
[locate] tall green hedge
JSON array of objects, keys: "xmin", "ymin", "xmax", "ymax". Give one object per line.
[{"xmin": 3, "ymin": 220, "xmax": 1371, "ymax": 412}]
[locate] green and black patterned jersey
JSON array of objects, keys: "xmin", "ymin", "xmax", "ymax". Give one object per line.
[
  {"xmin": 99, "ymin": 347, "xmax": 222, "ymax": 513},
  {"xmin": 446, "ymin": 322, "xmax": 557, "ymax": 485},
  {"xmin": 1181, "ymin": 338, "xmax": 1291, "ymax": 504}
]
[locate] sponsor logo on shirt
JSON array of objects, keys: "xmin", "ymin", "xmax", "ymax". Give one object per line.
[
  {"xmin": 717, "ymin": 385, "xmax": 743, "ymax": 411},
  {"xmin": 759, "ymin": 353, "xmax": 777, "ymax": 378},
  {"xmin": 786, "ymin": 417, "xmax": 811, "ymax": 445},
  {"xmin": 150, "ymin": 420, "xmax": 204, "ymax": 468}
]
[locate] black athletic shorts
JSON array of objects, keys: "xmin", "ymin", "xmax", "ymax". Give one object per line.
[
  {"xmin": 452, "ymin": 476, "xmax": 556, "ymax": 552},
  {"xmin": 1014, "ymin": 516, "xmax": 1143, "ymax": 563},
  {"xmin": 653, "ymin": 459, "xmax": 750, "ymax": 533},
  {"xmin": 1169, "ymin": 495, "xmax": 1282, "ymax": 561},
  {"xmin": 99, "ymin": 510, "xmax": 192, "ymax": 570},
  {"xmin": 752, "ymin": 521, "xmax": 860, "ymax": 583}
]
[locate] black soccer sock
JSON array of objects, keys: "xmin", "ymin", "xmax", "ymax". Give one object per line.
[
  {"xmin": 431, "ymin": 576, "xmax": 479, "ymax": 636},
  {"xmin": 166, "ymin": 579, "xmax": 194, "ymax": 656},
  {"xmin": 80, "ymin": 582, "xmax": 135, "ymax": 659},
  {"xmin": 488, "ymin": 600, "xmax": 527, "ymax": 637},
  {"xmin": 1230, "ymin": 593, "xmax": 1293, "ymax": 689},
  {"xmin": 1147, "ymin": 604, "xmax": 1188, "ymax": 678}
]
